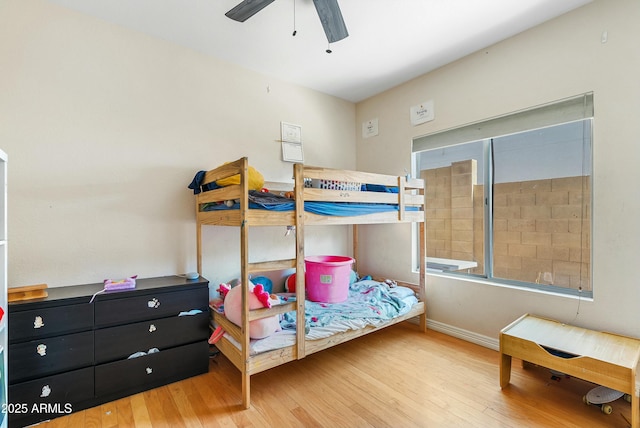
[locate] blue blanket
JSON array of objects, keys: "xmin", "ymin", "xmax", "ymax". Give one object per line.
[
  {"xmin": 202, "ymin": 190, "xmax": 416, "ymax": 216},
  {"xmin": 279, "ymin": 280, "xmax": 414, "ymax": 332}
]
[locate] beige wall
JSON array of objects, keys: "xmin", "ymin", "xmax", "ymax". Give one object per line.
[
  {"xmin": 0, "ymin": 0, "xmax": 355, "ymax": 289},
  {"xmin": 356, "ymin": 0, "xmax": 640, "ymax": 338}
]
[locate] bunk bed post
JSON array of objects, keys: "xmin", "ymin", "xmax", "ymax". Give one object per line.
[
  {"xmin": 195, "ymin": 189, "xmax": 203, "ymax": 275},
  {"xmin": 352, "ymin": 224, "xmax": 358, "ymax": 273},
  {"xmin": 418, "ymin": 221, "xmax": 427, "ymax": 332},
  {"xmin": 294, "ymin": 163, "xmax": 306, "ymax": 360},
  {"xmin": 196, "ymin": 219, "xmax": 203, "ymax": 276},
  {"xmin": 418, "ymin": 178, "xmax": 427, "ymax": 333},
  {"xmin": 397, "ymin": 176, "xmax": 406, "ymax": 221},
  {"xmin": 239, "ymin": 157, "xmax": 252, "ymax": 409}
]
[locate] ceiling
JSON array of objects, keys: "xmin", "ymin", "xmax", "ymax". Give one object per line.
[{"xmin": 46, "ymin": 0, "xmax": 592, "ymax": 103}]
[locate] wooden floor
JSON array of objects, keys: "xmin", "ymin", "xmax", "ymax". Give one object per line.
[{"xmin": 42, "ymin": 323, "xmax": 632, "ymax": 428}]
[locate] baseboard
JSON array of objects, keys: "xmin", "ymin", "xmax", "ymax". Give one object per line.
[{"xmin": 427, "ymin": 318, "xmax": 499, "ymax": 351}]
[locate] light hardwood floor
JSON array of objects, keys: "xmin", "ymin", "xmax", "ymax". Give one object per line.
[{"xmin": 42, "ymin": 323, "xmax": 632, "ymax": 427}]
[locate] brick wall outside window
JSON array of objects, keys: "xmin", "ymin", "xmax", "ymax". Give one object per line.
[{"xmin": 423, "ymin": 160, "xmax": 590, "ymax": 291}]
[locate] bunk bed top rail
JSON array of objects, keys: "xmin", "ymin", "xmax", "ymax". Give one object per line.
[
  {"xmin": 194, "ymin": 158, "xmax": 426, "ymax": 227},
  {"xmin": 302, "ymin": 165, "xmax": 424, "ymax": 189}
]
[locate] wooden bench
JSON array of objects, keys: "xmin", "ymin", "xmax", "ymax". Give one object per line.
[{"xmin": 500, "ymin": 313, "xmax": 640, "ymax": 428}]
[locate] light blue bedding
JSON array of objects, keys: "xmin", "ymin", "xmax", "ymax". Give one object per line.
[
  {"xmin": 214, "ymin": 280, "xmax": 419, "ymax": 354},
  {"xmin": 279, "ymin": 280, "xmax": 416, "ymax": 333}
]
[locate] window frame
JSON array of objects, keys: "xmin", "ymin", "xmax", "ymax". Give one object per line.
[{"xmin": 412, "ymin": 94, "xmax": 593, "ymax": 298}]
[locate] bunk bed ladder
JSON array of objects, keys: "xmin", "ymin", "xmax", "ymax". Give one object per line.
[{"xmin": 418, "ymin": 175, "xmax": 427, "ymax": 332}]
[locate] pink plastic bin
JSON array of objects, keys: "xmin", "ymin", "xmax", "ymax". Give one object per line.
[{"xmin": 305, "ymin": 255, "xmax": 354, "ymax": 303}]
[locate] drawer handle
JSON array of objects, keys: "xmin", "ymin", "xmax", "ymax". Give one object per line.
[
  {"xmin": 40, "ymin": 385, "xmax": 51, "ymax": 398},
  {"xmin": 149, "ymin": 324, "xmax": 157, "ymax": 333},
  {"xmin": 147, "ymin": 298, "xmax": 160, "ymax": 309},
  {"xmin": 145, "ymin": 367, "xmax": 153, "ymax": 375},
  {"xmin": 36, "ymin": 344, "xmax": 47, "ymax": 357},
  {"xmin": 34, "ymin": 316, "xmax": 44, "ymax": 329}
]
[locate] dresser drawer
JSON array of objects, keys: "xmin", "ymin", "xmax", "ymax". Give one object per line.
[
  {"xmin": 9, "ymin": 303, "xmax": 93, "ymax": 342},
  {"xmin": 95, "ymin": 341, "xmax": 209, "ymax": 397},
  {"xmin": 94, "ymin": 312, "xmax": 209, "ymax": 363},
  {"xmin": 9, "ymin": 331, "xmax": 94, "ymax": 383},
  {"xmin": 8, "ymin": 366, "xmax": 94, "ymax": 427},
  {"xmin": 94, "ymin": 288, "xmax": 208, "ymax": 327},
  {"xmin": 9, "ymin": 366, "xmax": 94, "ymax": 411}
]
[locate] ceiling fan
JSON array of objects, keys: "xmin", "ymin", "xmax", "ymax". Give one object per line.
[{"xmin": 225, "ymin": 0, "xmax": 349, "ymax": 44}]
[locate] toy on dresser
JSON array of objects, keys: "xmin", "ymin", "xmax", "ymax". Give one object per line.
[{"xmin": 89, "ymin": 275, "xmax": 137, "ymax": 303}]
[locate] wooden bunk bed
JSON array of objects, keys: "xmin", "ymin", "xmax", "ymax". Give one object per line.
[{"xmin": 195, "ymin": 157, "xmax": 427, "ymax": 408}]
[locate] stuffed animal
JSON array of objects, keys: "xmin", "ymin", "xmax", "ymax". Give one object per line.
[
  {"xmin": 218, "ymin": 281, "xmax": 281, "ymax": 339},
  {"xmin": 216, "ymin": 165, "xmax": 264, "ymax": 191},
  {"xmin": 285, "ymin": 273, "xmax": 297, "ymax": 293},
  {"xmin": 251, "ymin": 276, "xmax": 273, "ymax": 294}
]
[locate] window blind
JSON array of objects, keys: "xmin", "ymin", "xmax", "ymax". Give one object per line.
[{"xmin": 412, "ymin": 93, "xmax": 593, "ymax": 152}]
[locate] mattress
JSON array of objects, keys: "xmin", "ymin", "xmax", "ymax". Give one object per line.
[{"xmin": 202, "ymin": 190, "xmax": 418, "ymax": 216}]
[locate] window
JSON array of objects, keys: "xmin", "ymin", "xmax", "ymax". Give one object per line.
[{"xmin": 413, "ymin": 94, "xmax": 593, "ymax": 297}]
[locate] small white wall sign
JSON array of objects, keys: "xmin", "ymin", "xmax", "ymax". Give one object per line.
[
  {"xmin": 410, "ymin": 100, "xmax": 435, "ymax": 126},
  {"xmin": 281, "ymin": 121, "xmax": 304, "ymax": 162},
  {"xmin": 362, "ymin": 118, "xmax": 379, "ymax": 138},
  {"xmin": 281, "ymin": 122, "xmax": 302, "ymax": 143},
  {"xmin": 282, "ymin": 141, "xmax": 304, "ymax": 163}
]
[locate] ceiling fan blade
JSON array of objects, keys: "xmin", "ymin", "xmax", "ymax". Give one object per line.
[
  {"xmin": 225, "ymin": 0, "xmax": 275, "ymax": 22},
  {"xmin": 313, "ymin": 0, "xmax": 348, "ymax": 43}
]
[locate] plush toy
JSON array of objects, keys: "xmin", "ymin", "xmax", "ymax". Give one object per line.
[
  {"xmin": 218, "ymin": 281, "xmax": 280, "ymax": 339},
  {"xmin": 285, "ymin": 273, "xmax": 297, "ymax": 293},
  {"xmin": 251, "ymin": 276, "xmax": 273, "ymax": 294},
  {"xmin": 216, "ymin": 165, "xmax": 264, "ymax": 191}
]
